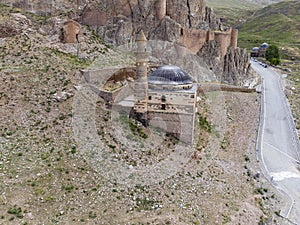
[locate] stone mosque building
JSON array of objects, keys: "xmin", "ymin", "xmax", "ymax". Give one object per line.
[
  {"xmin": 250, "ymin": 42, "xmax": 269, "ymax": 58},
  {"xmin": 133, "ymin": 31, "xmax": 197, "ymax": 144}
]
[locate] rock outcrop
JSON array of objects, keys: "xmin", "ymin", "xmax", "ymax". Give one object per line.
[
  {"xmin": 60, "ymin": 20, "xmax": 80, "ymax": 43},
  {"xmin": 198, "ymin": 41, "xmax": 255, "ymax": 86},
  {"xmin": 223, "ymin": 47, "xmax": 252, "ymax": 86},
  {"xmin": 81, "ymin": 0, "xmax": 253, "ymax": 86},
  {"xmin": 1, "ymin": 0, "xmax": 256, "ymax": 86}
]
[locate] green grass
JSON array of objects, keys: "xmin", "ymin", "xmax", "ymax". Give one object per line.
[
  {"xmin": 206, "ymin": 0, "xmax": 261, "ymax": 26},
  {"xmin": 206, "ymin": 0, "xmax": 260, "ymax": 9},
  {"xmin": 238, "ymin": 1, "xmax": 300, "ymax": 59}
]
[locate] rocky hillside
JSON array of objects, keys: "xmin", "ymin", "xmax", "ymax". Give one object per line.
[
  {"xmin": 1, "ymin": 0, "xmax": 258, "ymax": 87},
  {"xmin": 0, "ymin": 3, "xmax": 287, "ymax": 225}
]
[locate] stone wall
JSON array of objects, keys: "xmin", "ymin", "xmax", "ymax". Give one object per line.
[
  {"xmin": 200, "ymin": 84, "xmax": 256, "ymax": 93},
  {"xmin": 147, "ymin": 111, "xmax": 195, "ymax": 144},
  {"xmin": 98, "ymin": 86, "xmax": 125, "ymax": 104},
  {"xmin": 231, "ymin": 29, "xmax": 238, "ymax": 49},
  {"xmin": 179, "ymin": 29, "xmax": 208, "ymax": 54},
  {"xmin": 179, "ymin": 28, "xmax": 238, "ymax": 55},
  {"xmin": 214, "ymin": 32, "xmax": 231, "ymax": 58}
]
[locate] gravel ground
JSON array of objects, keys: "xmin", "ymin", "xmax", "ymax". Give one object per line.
[{"xmin": 0, "ymin": 4, "xmax": 289, "ymax": 224}]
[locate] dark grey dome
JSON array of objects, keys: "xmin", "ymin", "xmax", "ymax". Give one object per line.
[{"xmin": 148, "ymin": 65, "xmax": 193, "ymax": 85}]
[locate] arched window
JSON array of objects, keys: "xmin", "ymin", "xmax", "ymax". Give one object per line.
[{"xmin": 161, "ymin": 95, "xmax": 166, "ymax": 102}]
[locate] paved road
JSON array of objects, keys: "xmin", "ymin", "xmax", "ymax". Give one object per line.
[{"xmin": 252, "ymin": 60, "xmax": 300, "ymax": 224}]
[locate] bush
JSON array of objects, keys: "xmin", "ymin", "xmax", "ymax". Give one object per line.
[
  {"xmin": 198, "ymin": 115, "xmax": 212, "ymax": 132},
  {"xmin": 269, "ymin": 57, "xmax": 281, "ymax": 65},
  {"xmin": 266, "ymin": 44, "xmax": 280, "ymax": 65},
  {"xmin": 7, "ymin": 207, "xmax": 23, "ymax": 219}
]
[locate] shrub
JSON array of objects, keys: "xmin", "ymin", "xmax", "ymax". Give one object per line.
[
  {"xmin": 266, "ymin": 44, "xmax": 280, "ymax": 65},
  {"xmin": 198, "ymin": 115, "xmax": 212, "ymax": 132},
  {"xmin": 7, "ymin": 207, "xmax": 23, "ymax": 219},
  {"xmin": 270, "ymin": 57, "xmax": 281, "ymax": 65}
]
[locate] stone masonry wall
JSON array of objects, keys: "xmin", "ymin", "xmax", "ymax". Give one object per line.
[{"xmin": 147, "ymin": 111, "xmax": 194, "ymax": 144}]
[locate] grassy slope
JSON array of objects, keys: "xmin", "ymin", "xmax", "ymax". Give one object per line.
[
  {"xmin": 206, "ymin": 0, "xmax": 283, "ymax": 8},
  {"xmin": 206, "ymin": 0, "xmax": 299, "ymax": 58},
  {"xmin": 237, "ymin": 0, "xmax": 300, "ymax": 57},
  {"xmin": 206, "ymin": 0, "xmax": 260, "ymax": 9},
  {"xmin": 206, "ymin": 0, "xmax": 260, "ymax": 26}
]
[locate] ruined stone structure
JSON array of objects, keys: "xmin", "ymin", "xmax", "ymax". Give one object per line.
[
  {"xmin": 60, "ymin": 20, "xmax": 80, "ymax": 43},
  {"xmin": 179, "ymin": 27, "xmax": 238, "ymax": 55},
  {"xmin": 2, "ymin": 0, "xmax": 237, "ymax": 54},
  {"xmin": 3, "ymin": 0, "xmax": 255, "ymax": 86},
  {"xmin": 155, "ymin": 0, "xmax": 167, "ymax": 21}
]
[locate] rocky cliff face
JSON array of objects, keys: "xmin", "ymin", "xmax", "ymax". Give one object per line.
[
  {"xmin": 198, "ymin": 41, "xmax": 256, "ymax": 86},
  {"xmin": 1, "ymin": 0, "xmax": 256, "ymax": 86},
  {"xmin": 223, "ymin": 47, "xmax": 254, "ymax": 86},
  {"xmin": 92, "ymin": 0, "xmax": 222, "ymax": 46}
]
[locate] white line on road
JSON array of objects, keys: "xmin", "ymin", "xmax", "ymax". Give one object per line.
[
  {"xmin": 252, "ymin": 63, "xmax": 298, "ymax": 223},
  {"xmin": 265, "ymin": 142, "xmax": 300, "ymax": 164}
]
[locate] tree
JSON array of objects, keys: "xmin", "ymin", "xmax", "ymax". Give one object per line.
[{"xmin": 266, "ymin": 44, "xmax": 280, "ymax": 65}]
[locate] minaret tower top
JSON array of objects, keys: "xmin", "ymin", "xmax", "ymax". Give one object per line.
[
  {"xmin": 136, "ymin": 30, "xmax": 147, "ymax": 42},
  {"xmin": 136, "ymin": 30, "xmax": 147, "ymax": 55}
]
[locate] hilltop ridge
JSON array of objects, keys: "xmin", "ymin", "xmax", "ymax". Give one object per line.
[{"xmin": 238, "ymin": 0, "xmax": 300, "ymax": 57}]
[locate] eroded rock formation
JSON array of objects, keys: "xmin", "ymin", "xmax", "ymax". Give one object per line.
[
  {"xmin": 2, "ymin": 0, "xmax": 256, "ymax": 86},
  {"xmin": 223, "ymin": 47, "xmax": 254, "ymax": 86}
]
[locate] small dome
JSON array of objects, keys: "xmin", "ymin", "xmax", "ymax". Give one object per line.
[
  {"xmin": 252, "ymin": 47, "xmax": 259, "ymax": 52},
  {"xmin": 148, "ymin": 65, "xmax": 193, "ymax": 85},
  {"xmin": 260, "ymin": 43, "xmax": 268, "ymax": 48}
]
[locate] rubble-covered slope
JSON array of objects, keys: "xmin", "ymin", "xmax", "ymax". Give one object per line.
[{"xmin": 0, "ymin": 4, "xmax": 286, "ymax": 225}]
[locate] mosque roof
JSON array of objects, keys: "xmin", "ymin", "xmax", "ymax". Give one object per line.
[
  {"xmin": 148, "ymin": 65, "xmax": 193, "ymax": 85},
  {"xmin": 260, "ymin": 43, "xmax": 269, "ymax": 48}
]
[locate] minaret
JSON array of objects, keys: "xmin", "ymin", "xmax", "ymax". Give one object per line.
[{"xmin": 134, "ymin": 30, "xmax": 148, "ymax": 117}]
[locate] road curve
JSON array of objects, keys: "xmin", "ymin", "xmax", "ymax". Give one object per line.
[{"xmin": 252, "ymin": 60, "xmax": 300, "ymax": 225}]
